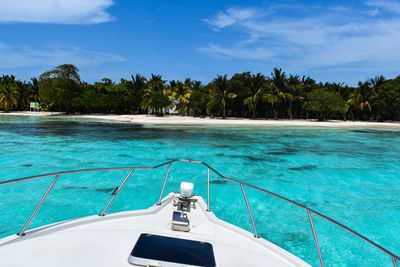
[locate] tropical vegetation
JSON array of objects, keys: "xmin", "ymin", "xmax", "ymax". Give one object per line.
[{"xmin": 1, "ymin": 64, "xmax": 400, "ymax": 121}]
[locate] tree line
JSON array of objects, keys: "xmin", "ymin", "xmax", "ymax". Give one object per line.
[{"xmin": 1, "ymin": 64, "xmax": 400, "ymax": 121}]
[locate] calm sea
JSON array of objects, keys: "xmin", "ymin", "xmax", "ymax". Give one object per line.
[{"xmin": 0, "ymin": 115, "xmax": 399, "ymax": 266}]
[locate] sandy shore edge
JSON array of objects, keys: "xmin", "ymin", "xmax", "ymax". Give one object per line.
[{"xmin": 2, "ymin": 111, "xmax": 400, "ymax": 128}]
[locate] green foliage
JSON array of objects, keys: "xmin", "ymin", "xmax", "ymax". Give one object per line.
[
  {"xmin": 149, "ymin": 91, "xmax": 171, "ymax": 110},
  {"xmin": 39, "ymin": 64, "xmax": 81, "ymax": 112},
  {"xmin": 376, "ymin": 76, "xmax": 400, "ymax": 121},
  {"xmin": 207, "ymin": 75, "xmax": 237, "ymax": 118},
  {"xmin": 141, "ymin": 74, "xmax": 167, "ymax": 111},
  {"xmin": 0, "ymin": 75, "xmax": 19, "ymax": 111},
  {"xmin": 268, "ymin": 68, "xmax": 293, "ymax": 119},
  {"xmin": 170, "ymin": 80, "xmax": 191, "ymax": 115},
  {"xmin": 2, "ymin": 65, "xmax": 400, "ymax": 122},
  {"xmin": 305, "ymin": 88, "xmax": 346, "ymax": 120},
  {"xmin": 122, "ymin": 74, "xmax": 147, "ymax": 113},
  {"xmin": 187, "ymin": 80, "xmax": 207, "ymax": 116},
  {"xmin": 239, "ymin": 72, "xmax": 266, "ymax": 118}
]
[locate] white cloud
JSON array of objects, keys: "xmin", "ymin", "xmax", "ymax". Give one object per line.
[
  {"xmin": 0, "ymin": 0, "xmax": 114, "ymax": 24},
  {"xmin": 0, "ymin": 44, "xmax": 125, "ymax": 69},
  {"xmin": 364, "ymin": 8, "xmax": 379, "ymax": 16},
  {"xmin": 200, "ymin": 5, "xmax": 400, "ymax": 74},
  {"xmin": 365, "ymin": 0, "xmax": 400, "ymax": 14},
  {"xmin": 199, "ymin": 44, "xmax": 274, "ymax": 60},
  {"xmin": 204, "ymin": 7, "xmax": 258, "ymax": 29}
]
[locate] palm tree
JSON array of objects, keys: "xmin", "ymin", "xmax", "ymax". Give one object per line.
[
  {"xmin": 125, "ymin": 74, "xmax": 146, "ymax": 113},
  {"xmin": 243, "ymin": 73, "xmax": 266, "ymax": 118},
  {"xmin": 15, "ymin": 81, "xmax": 30, "ymax": 110},
  {"xmin": 370, "ymin": 75, "xmax": 385, "ymax": 89},
  {"xmin": 188, "ymin": 80, "xmax": 206, "ymax": 116},
  {"xmin": 329, "ymin": 82, "xmax": 350, "ymax": 120},
  {"xmin": 287, "ymin": 74, "xmax": 303, "ymax": 120},
  {"xmin": 347, "ymin": 81, "xmax": 375, "ymax": 120},
  {"xmin": 207, "ymin": 75, "xmax": 236, "ymax": 119},
  {"xmin": 142, "ymin": 74, "xmax": 167, "ymax": 113},
  {"xmin": 332, "ymin": 82, "xmax": 346, "ymax": 95},
  {"xmin": 143, "ymin": 74, "xmax": 174, "ymax": 114},
  {"xmin": 0, "ymin": 75, "xmax": 19, "ymax": 112},
  {"xmin": 29, "ymin": 77, "xmax": 40, "ymax": 102},
  {"xmin": 263, "ymin": 90, "xmax": 278, "ymax": 119},
  {"xmin": 269, "ymin": 68, "xmax": 292, "ymax": 119},
  {"xmin": 171, "ymin": 81, "xmax": 191, "ymax": 115},
  {"xmin": 369, "ymin": 75, "xmax": 386, "ymax": 121}
]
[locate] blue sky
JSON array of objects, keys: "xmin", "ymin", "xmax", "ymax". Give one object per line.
[{"xmin": 0, "ymin": 0, "xmax": 399, "ymax": 86}]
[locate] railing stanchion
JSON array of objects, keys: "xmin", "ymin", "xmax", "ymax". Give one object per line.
[
  {"xmin": 240, "ymin": 183, "xmax": 259, "ymax": 238},
  {"xmin": 392, "ymin": 257, "xmax": 398, "ymax": 267},
  {"xmin": 99, "ymin": 169, "xmax": 134, "ymax": 216},
  {"xmin": 307, "ymin": 210, "xmax": 325, "ymax": 267},
  {"xmin": 17, "ymin": 174, "xmax": 60, "ymax": 236},
  {"xmin": 207, "ymin": 168, "xmax": 210, "ymax": 211},
  {"xmin": 157, "ymin": 162, "xmax": 172, "ymax": 205}
]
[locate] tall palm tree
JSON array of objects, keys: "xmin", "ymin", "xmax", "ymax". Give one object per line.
[
  {"xmin": 263, "ymin": 90, "xmax": 278, "ymax": 119},
  {"xmin": 142, "ymin": 74, "xmax": 167, "ymax": 113},
  {"xmin": 207, "ymin": 75, "xmax": 236, "ymax": 119},
  {"xmin": 188, "ymin": 80, "xmax": 205, "ymax": 116},
  {"xmin": 127, "ymin": 74, "xmax": 146, "ymax": 112},
  {"xmin": 15, "ymin": 81, "xmax": 30, "ymax": 110},
  {"xmin": 370, "ymin": 75, "xmax": 385, "ymax": 89},
  {"xmin": 332, "ymin": 82, "xmax": 346, "ymax": 95},
  {"xmin": 347, "ymin": 81, "xmax": 375, "ymax": 121},
  {"xmin": 243, "ymin": 73, "xmax": 266, "ymax": 118},
  {"xmin": 269, "ymin": 68, "xmax": 292, "ymax": 119},
  {"xmin": 287, "ymin": 74, "xmax": 303, "ymax": 120},
  {"xmin": 171, "ymin": 81, "xmax": 191, "ymax": 115},
  {"xmin": 0, "ymin": 75, "xmax": 19, "ymax": 112},
  {"xmin": 29, "ymin": 77, "xmax": 40, "ymax": 102},
  {"xmin": 131, "ymin": 74, "xmax": 147, "ymax": 92},
  {"xmin": 369, "ymin": 75, "xmax": 386, "ymax": 121}
]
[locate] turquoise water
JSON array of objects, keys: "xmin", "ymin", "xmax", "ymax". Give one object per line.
[{"xmin": 0, "ymin": 115, "xmax": 399, "ymax": 266}]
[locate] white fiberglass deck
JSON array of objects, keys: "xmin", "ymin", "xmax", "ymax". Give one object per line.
[{"xmin": 0, "ymin": 193, "xmax": 309, "ymax": 267}]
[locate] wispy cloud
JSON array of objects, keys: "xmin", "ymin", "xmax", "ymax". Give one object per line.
[
  {"xmin": 200, "ymin": 4, "xmax": 400, "ymax": 76},
  {"xmin": 199, "ymin": 44, "xmax": 274, "ymax": 60},
  {"xmin": 0, "ymin": 0, "xmax": 114, "ymax": 24},
  {"xmin": 204, "ymin": 7, "xmax": 258, "ymax": 29},
  {"xmin": 364, "ymin": 8, "xmax": 379, "ymax": 16},
  {"xmin": 365, "ymin": 0, "xmax": 400, "ymax": 14},
  {"xmin": 0, "ymin": 44, "xmax": 125, "ymax": 69}
]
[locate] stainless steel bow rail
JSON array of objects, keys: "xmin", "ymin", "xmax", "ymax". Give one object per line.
[{"xmin": 0, "ymin": 159, "xmax": 399, "ymax": 267}]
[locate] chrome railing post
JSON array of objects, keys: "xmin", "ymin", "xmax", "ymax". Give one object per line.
[
  {"xmin": 207, "ymin": 168, "xmax": 210, "ymax": 211},
  {"xmin": 392, "ymin": 257, "xmax": 398, "ymax": 267},
  {"xmin": 99, "ymin": 169, "xmax": 134, "ymax": 216},
  {"xmin": 18, "ymin": 174, "xmax": 60, "ymax": 236},
  {"xmin": 157, "ymin": 162, "xmax": 172, "ymax": 205},
  {"xmin": 307, "ymin": 210, "xmax": 325, "ymax": 267},
  {"xmin": 240, "ymin": 183, "xmax": 259, "ymax": 238}
]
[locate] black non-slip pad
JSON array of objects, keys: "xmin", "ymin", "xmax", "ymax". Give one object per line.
[{"xmin": 131, "ymin": 233, "xmax": 216, "ymax": 266}]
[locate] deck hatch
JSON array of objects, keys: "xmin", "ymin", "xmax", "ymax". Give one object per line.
[{"xmin": 129, "ymin": 233, "xmax": 216, "ymax": 266}]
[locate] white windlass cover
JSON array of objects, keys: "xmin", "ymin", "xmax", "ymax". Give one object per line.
[{"xmin": 180, "ymin": 182, "xmax": 194, "ymax": 197}]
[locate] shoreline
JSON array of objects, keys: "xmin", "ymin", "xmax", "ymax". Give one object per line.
[{"xmin": 2, "ymin": 111, "xmax": 400, "ymax": 128}]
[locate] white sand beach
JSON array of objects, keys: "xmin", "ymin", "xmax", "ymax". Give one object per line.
[
  {"xmin": 2, "ymin": 111, "xmax": 400, "ymax": 128},
  {"xmin": 0, "ymin": 111, "xmax": 65, "ymax": 116}
]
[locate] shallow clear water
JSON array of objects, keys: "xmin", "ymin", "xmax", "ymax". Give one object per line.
[{"xmin": 0, "ymin": 115, "xmax": 399, "ymax": 266}]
